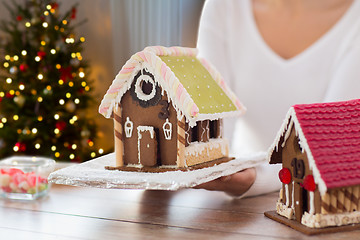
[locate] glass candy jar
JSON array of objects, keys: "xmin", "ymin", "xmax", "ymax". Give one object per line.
[{"xmin": 0, "ymin": 156, "xmax": 55, "ymax": 200}]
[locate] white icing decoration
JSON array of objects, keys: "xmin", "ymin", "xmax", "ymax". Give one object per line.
[
  {"xmin": 276, "ymin": 200, "xmax": 295, "ymax": 220},
  {"xmin": 291, "ymin": 182, "xmax": 295, "ymax": 209},
  {"xmin": 185, "ymin": 124, "xmax": 191, "ymax": 145},
  {"xmin": 185, "ymin": 138, "xmax": 228, "ymax": 158},
  {"xmin": 134, "ymin": 71, "xmax": 156, "ymax": 101},
  {"xmin": 124, "ymin": 117, "xmax": 133, "ymax": 138},
  {"xmin": 163, "ymin": 118, "xmax": 172, "ymax": 140},
  {"xmin": 159, "ymin": 165, "xmax": 178, "ymax": 169},
  {"xmin": 219, "ymin": 120, "xmax": 223, "ymax": 138},
  {"xmin": 281, "ymin": 120, "xmax": 293, "ymax": 148},
  {"xmin": 126, "ymin": 163, "xmax": 143, "ymax": 168},
  {"xmin": 137, "ymin": 126, "xmax": 155, "ymax": 139},
  {"xmin": 285, "ymin": 184, "xmax": 290, "ymax": 207},
  {"xmin": 199, "ymin": 121, "xmax": 209, "ymax": 141},
  {"xmin": 137, "ymin": 126, "xmax": 155, "ymax": 164},
  {"xmin": 206, "ymin": 121, "xmax": 210, "ymax": 140},
  {"xmin": 309, "ymin": 191, "xmax": 315, "ymax": 215},
  {"xmin": 301, "ymin": 211, "xmax": 360, "ymax": 228}
]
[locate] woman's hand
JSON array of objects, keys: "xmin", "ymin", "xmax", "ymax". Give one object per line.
[{"xmin": 194, "ymin": 168, "xmax": 256, "ymax": 197}]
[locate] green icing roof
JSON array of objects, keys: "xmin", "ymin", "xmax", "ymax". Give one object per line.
[{"xmin": 160, "ymin": 56, "xmax": 237, "ymax": 114}]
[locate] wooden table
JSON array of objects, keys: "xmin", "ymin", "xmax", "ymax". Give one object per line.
[{"xmin": 0, "ymin": 184, "xmax": 359, "ymax": 240}]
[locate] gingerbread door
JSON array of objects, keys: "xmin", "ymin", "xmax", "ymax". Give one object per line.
[
  {"xmin": 293, "ymin": 182, "xmax": 309, "ymax": 222},
  {"xmin": 137, "ymin": 126, "xmax": 157, "ymax": 167}
]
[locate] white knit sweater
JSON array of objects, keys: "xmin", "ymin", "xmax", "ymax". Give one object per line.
[{"xmin": 197, "ymin": 0, "xmax": 360, "ymax": 197}]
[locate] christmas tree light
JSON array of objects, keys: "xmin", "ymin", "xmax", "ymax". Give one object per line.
[{"xmin": 0, "ymin": 0, "xmax": 106, "ymax": 162}]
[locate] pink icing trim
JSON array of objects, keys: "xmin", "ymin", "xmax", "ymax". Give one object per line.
[
  {"xmin": 173, "ymin": 47, "xmax": 180, "ymax": 56},
  {"xmin": 161, "ymin": 63, "xmax": 167, "ymax": 80},
  {"xmin": 119, "ymin": 67, "xmax": 135, "ymax": 74},
  {"xmin": 191, "ymin": 104, "xmax": 199, "ymax": 117},
  {"xmin": 137, "ymin": 52, "xmax": 146, "ymax": 61},
  {"xmin": 235, "ymin": 100, "xmax": 243, "ymax": 109},
  {"xmin": 179, "ymin": 90, "xmax": 187, "ymax": 105},
  {"xmin": 176, "ymin": 84, "xmax": 184, "ymax": 99},
  {"xmin": 99, "ymin": 107, "xmax": 108, "ymax": 114},
  {"xmin": 158, "ymin": 46, "xmax": 164, "ymax": 55},
  {"xmin": 107, "ymin": 86, "xmax": 122, "ymax": 94}
]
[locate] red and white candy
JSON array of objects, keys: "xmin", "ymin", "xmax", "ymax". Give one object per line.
[{"xmin": 0, "ymin": 168, "xmax": 48, "ymax": 194}]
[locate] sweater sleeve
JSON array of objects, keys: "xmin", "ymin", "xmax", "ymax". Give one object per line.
[{"xmin": 240, "ymin": 162, "xmax": 282, "ymax": 198}]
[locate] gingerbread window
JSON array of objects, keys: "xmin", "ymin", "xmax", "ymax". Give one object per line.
[
  {"xmin": 130, "ymin": 69, "xmax": 161, "ymax": 108},
  {"xmin": 209, "ymin": 120, "xmax": 221, "ymax": 139}
]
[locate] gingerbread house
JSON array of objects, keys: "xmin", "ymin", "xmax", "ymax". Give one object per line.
[
  {"xmin": 268, "ymin": 99, "xmax": 360, "ymax": 229},
  {"xmin": 99, "ymin": 46, "xmax": 245, "ymax": 171}
]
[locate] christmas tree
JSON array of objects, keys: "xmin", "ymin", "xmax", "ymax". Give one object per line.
[{"xmin": 0, "ymin": 0, "xmax": 105, "ymax": 162}]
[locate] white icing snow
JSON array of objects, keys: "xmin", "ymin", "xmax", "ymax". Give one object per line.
[
  {"xmin": 185, "ymin": 138, "xmax": 228, "ymax": 158},
  {"xmin": 309, "ymin": 191, "xmax": 315, "ymax": 215},
  {"xmin": 301, "ymin": 211, "xmax": 360, "ymax": 228},
  {"xmin": 285, "ymin": 184, "xmax": 290, "ymax": 206},
  {"xmin": 137, "ymin": 126, "xmax": 155, "ymax": 164}
]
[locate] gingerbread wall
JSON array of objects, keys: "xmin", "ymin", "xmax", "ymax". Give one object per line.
[
  {"xmin": 281, "ymin": 127, "xmax": 321, "ymax": 221},
  {"xmin": 119, "ymin": 90, "xmax": 178, "ymax": 166}
]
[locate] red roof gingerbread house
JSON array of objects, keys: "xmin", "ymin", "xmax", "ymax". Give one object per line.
[{"xmin": 267, "ymin": 99, "xmax": 360, "ymax": 231}]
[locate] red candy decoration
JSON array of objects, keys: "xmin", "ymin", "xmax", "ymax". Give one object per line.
[
  {"xmin": 279, "ymin": 167, "xmax": 292, "ymax": 184},
  {"xmin": 303, "ymin": 175, "xmax": 316, "ymax": 192},
  {"xmin": 16, "ymin": 15, "xmax": 22, "ymax": 21}
]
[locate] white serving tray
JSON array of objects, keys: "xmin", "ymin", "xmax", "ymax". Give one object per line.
[{"xmin": 48, "ymin": 152, "xmax": 267, "ymax": 190}]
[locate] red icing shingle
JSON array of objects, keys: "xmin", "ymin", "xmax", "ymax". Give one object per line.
[{"xmin": 293, "ymin": 99, "xmax": 360, "ymax": 189}]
